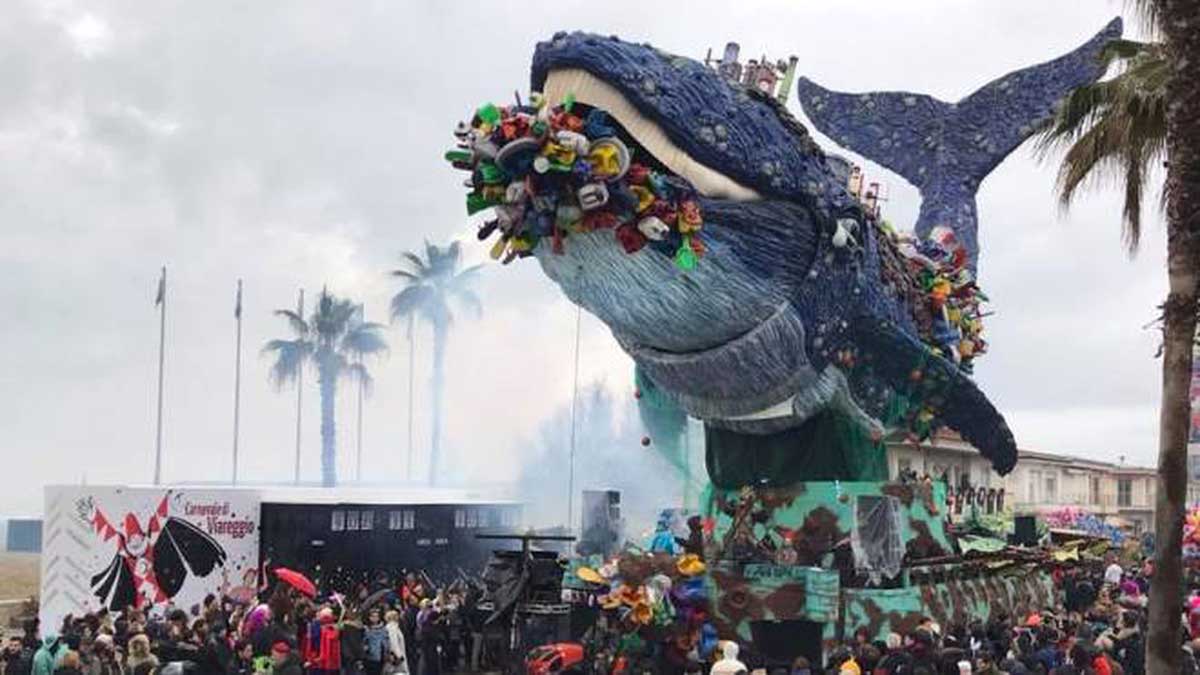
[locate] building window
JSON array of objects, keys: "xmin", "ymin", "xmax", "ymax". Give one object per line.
[
  {"xmin": 388, "ymin": 510, "xmax": 415, "ymax": 531},
  {"xmin": 1118, "ymin": 478, "xmax": 1132, "ymax": 507},
  {"xmin": 346, "ymin": 510, "xmax": 360, "ymax": 531},
  {"xmin": 454, "ymin": 509, "xmax": 466, "ymax": 528},
  {"xmin": 466, "ymin": 509, "xmax": 479, "ymax": 528},
  {"xmin": 1028, "ymin": 470, "xmax": 1040, "ymax": 502},
  {"xmin": 1044, "ymin": 474, "xmax": 1057, "ymax": 502},
  {"xmin": 1090, "ymin": 476, "xmax": 1101, "ymax": 505},
  {"xmin": 331, "ymin": 510, "xmax": 345, "ymax": 532},
  {"xmin": 361, "ymin": 510, "xmax": 374, "ymax": 531}
]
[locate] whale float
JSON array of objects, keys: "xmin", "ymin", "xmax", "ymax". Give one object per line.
[{"xmin": 447, "ymin": 19, "xmax": 1123, "ymax": 478}]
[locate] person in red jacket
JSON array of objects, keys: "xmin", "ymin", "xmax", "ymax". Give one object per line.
[{"xmin": 305, "ymin": 607, "xmax": 341, "ymax": 675}]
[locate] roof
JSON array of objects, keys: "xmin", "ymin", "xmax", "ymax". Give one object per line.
[
  {"xmin": 889, "ymin": 430, "xmax": 1156, "ymax": 473},
  {"xmin": 257, "ymin": 486, "xmax": 521, "ymax": 506},
  {"xmin": 49, "ymin": 484, "xmax": 521, "ymax": 507}
]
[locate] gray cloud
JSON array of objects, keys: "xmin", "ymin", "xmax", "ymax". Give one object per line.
[{"xmin": 0, "ymin": 0, "xmax": 1162, "ymax": 516}]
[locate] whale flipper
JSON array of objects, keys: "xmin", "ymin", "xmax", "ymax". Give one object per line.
[
  {"xmin": 796, "ymin": 18, "xmax": 1123, "ymax": 270},
  {"xmin": 851, "ymin": 317, "xmax": 1017, "ymax": 474}
]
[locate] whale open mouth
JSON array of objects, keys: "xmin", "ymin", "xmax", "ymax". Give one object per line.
[
  {"xmin": 541, "ymin": 69, "xmax": 760, "ymax": 202},
  {"xmin": 445, "ymin": 69, "xmax": 764, "ymax": 270}
]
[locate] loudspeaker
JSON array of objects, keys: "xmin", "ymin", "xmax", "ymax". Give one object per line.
[
  {"xmin": 577, "ymin": 490, "xmax": 622, "ymax": 557},
  {"xmin": 482, "ymin": 550, "xmax": 565, "ymax": 606},
  {"xmin": 1012, "ymin": 515, "xmax": 1038, "ymax": 546}
]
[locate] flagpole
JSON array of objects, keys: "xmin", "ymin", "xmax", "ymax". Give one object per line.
[
  {"xmin": 356, "ymin": 304, "xmax": 365, "ymax": 483},
  {"xmin": 232, "ymin": 279, "xmax": 243, "ymax": 485},
  {"xmin": 567, "ymin": 305, "xmax": 582, "ymax": 532},
  {"xmin": 294, "ymin": 288, "xmax": 304, "ymax": 485},
  {"xmin": 154, "ymin": 266, "xmax": 167, "ymax": 485},
  {"xmin": 407, "ymin": 314, "xmax": 415, "ymax": 481}
]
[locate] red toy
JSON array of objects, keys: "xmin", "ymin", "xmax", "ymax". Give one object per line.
[{"xmin": 526, "ymin": 643, "xmax": 585, "ymax": 675}]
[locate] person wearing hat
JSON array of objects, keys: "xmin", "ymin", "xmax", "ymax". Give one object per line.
[
  {"xmin": 270, "ymin": 641, "xmax": 302, "ymax": 675},
  {"xmin": 124, "ymin": 634, "xmax": 158, "ymax": 675},
  {"xmin": 32, "ymin": 634, "xmax": 66, "ymax": 675},
  {"xmin": 86, "ymin": 634, "xmax": 120, "ymax": 675}
]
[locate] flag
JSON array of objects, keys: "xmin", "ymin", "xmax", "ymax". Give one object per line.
[
  {"xmin": 154, "ymin": 267, "xmax": 166, "ymax": 306},
  {"xmin": 235, "ymin": 279, "xmax": 243, "ymax": 319}
]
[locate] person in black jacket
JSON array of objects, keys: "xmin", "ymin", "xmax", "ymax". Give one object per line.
[
  {"xmin": 1113, "ymin": 611, "xmax": 1145, "ymax": 675},
  {"xmin": 230, "ymin": 640, "xmax": 254, "ymax": 675},
  {"xmin": 197, "ymin": 621, "xmax": 233, "ymax": 674},
  {"xmin": 340, "ymin": 613, "xmax": 366, "ymax": 675}
]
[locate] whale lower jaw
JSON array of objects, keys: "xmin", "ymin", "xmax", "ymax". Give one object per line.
[{"xmin": 706, "ymin": 366, "xmax": 886, "ymax": 436}]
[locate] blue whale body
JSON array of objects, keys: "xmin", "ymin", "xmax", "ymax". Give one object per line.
[{"xmin": 517, "ymin": 19, "xmax": 1122, "ymax": 475}]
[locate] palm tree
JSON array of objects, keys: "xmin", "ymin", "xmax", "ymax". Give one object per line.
[
  {"xmin": 264, "ymin": 289, "xmax": 388, "ymax": 487},
  {"xmin": 1038, "ymin": 6, "xmax": 1199, "ymax": 671},
  {"xmin": 390, "ymin": 241, "xmax": 481, "ymax": 486}
]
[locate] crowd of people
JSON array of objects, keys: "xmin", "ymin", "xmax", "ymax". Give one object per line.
[
  {"xmin": 703, "ymin": 557, "xmax": 1188, "ymax": 675},
  {"xmin": 0, "ymin": 571, "xmax": 486, "ymax": 675},
  {"xmin": 9, "ymin": 555, "xmax": 1200, "ymax": 675}
]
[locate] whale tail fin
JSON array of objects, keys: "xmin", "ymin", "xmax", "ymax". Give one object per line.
[{"xmin": 796, "ymin": 18, "xmax": 1122, "ymax": 270}]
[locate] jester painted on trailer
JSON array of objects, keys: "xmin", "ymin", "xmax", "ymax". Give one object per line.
[{"xmin": 86, "ymin": 493, "xmax": 228, "ymax": 611}]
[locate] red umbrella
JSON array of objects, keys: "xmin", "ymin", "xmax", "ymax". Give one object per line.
[{"xmin": 274, "ymin": 567, "xmax": 317, "ymax": 598}]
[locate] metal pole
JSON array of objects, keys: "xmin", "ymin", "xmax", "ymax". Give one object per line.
[
  {"xmin": 357, "ymin": 360, "xmax": 364, "ymax": 483},
  {"xmin": 567, "ymin": 305, "xmax": 582, "ymax": 532},
  {"xmin": 356, "ymin": 304, "xmax": 364, "ymax": 483},
  {"xmin": 294, "ymin": 288, "xmax": 304, "ymax": 484},
  {"xmin": 407, "ymin": 314, "xmax": 415, "ymax": 481},
  {"xmin": 154, "ymin": 266, "xmax": 167, "ymax": 485},
  {"xmin": 232, "ymin": 279, "xmax": 243, "ymax": 485}
]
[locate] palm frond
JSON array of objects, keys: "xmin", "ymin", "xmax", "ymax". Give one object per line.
[
  {"xmin": 391, "ymin": 269, "xmax": 421, "ymax": 283},
  {"xmin": 262, "ymin": 338, "xmax": 310, "ymax": 389},
  {"xmin": 312, "ymin": 293, "xmax": 359, "ymax": 346},
  {"xmin": 424, "ymin": 240, "xmax": 443, "ymax": 272},
  {"xmin": 390, "ymin": 285, "xmax": 435, "ymax": 322},
  {"xmin": 1100, "ymin": 38, "xmax": 1150, "ymax": 64},
  {"xmin": 344, "ymin": 361, "xmax": 375, "ymax": 397},
  {"xmin": 425, "ymin": 241, "xmax": 462, "ymax": 280},
  {"xmin": 451, "ymin": 263, "xmax": 483, "ymax": 285},
  {"xmin": 273, "ymin": 309, "xmax": 309, "ymax": 337},
  {"xmin": 1122, "ymin": 142, "xmax": 1146, "ymax": 252},
  {"xmin": 1125, "ymin": 0, "xmax": 1159, "ymax": 37},
  {"xmin": 342, "ymin": 322, "xmax": 389, "ymax": 357},
  {"xmin": 451, "ymin": 286, "xmax": 483, "ymax": 320},
  {"xmin": 399, "ymin": 251, "xmax": 428, "ymax": 274}
]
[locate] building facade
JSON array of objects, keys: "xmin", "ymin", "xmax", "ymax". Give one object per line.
[{"xmin": 886, "ymin": 432, "xmax": 1161, "ymax": 534}]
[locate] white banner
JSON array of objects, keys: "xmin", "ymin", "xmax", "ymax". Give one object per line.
[{"xmin": 41, "ymin": 486, "xmax": 261, "ymax": 628}]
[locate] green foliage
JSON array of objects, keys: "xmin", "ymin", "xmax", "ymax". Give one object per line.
[{"xmin": 1036, "ymin": 38, "xmax": 1167, "ymax": 253}]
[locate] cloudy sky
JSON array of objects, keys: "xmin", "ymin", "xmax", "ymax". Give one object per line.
[{"xmin": 0, "ymin": 0, "xmax": 1164, "ymax": 516}]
